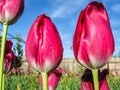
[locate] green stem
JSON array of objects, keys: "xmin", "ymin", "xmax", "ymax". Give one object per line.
[
  {"xmin": 92, "ymin": 69, "xmax": 99, "ymax": 90},
  {"xmin": 41, "ymin": 72, "xmax": 48, "ymax": 90},
  {"xmin": 0, "ymin": 23, "xmax": 8, "ymax": 90},
  {"xmin": 2, "ymin": 74, "xmax": 4, "ymax": 90}
]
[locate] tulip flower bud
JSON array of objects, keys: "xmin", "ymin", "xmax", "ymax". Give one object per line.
[
  {"xmin": 80, "ymin": 69, "xmax": 110, "ymax": 90},
  {"xmin": 73, "ymin": 1, "xmax": 114, "ymax": 69},
  {"xmin": 40, "ymin": 70, "xmax": 62, "ymax": 90},
  {"xmin": 4, "ymin": 40, "xmax": 17, "ymax": 74},
  {"xmin": 25, "ymin": 14, "xmax": 63, "ymax": 73},
  {"xmin": 0, "ymin": 0, "xmax": 24, "ymax": 25}
]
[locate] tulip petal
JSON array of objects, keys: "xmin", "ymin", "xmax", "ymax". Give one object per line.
[
  {"xmin": 73, "ymin": 1, "xmax": 114, "ymax": 69},
  {"xmin": 26, "ymin": 14, "xmax": 63, "ymax": 72},
  {"xmin": 81, "ymin": 69, "xmax": 110, "ymax": 90},
  {"xmin": 40, "ymin": 70, "xmax": 62, "ymax": 90},
  {"xmin": 0, "ymin": 0, "xmax": 24, "ymax": 24}
]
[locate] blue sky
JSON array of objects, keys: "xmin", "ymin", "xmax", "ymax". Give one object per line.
[{"xmin": 1, "ymin": 0, "xmax": 120, "ymax": 58}]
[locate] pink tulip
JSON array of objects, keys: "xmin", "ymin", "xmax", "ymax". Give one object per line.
[
  {"xmin": 25, "ymin": 14, "xmax": 63, "ymax": 73},
  {"xmin": 73, "ymin": 1, "xmax": 114, "ymax": 69},
  {"xmin": 40, "ymin": 70, "xmax": 62, "ymax": 90},
  {"xmin": 0, "ymin": 0, "xmax": 24, "ymax": 24},
  {"xmin": 4, "ymin": 40, "xmax": 17, "ymax": 74},
  {"xmin": 80, "ymin": 69, "xmax": 110, "ymax": 90}
]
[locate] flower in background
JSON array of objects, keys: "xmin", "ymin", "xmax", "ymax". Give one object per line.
[
  {"xmin": 73, "ymin": 1, "xmax": 114, "ymax": 69},
  {"xmin": 25, "ymin": 14, "xmax": 63, "ymax": 73},
  {"xmin": 3, "ymin": 40, "xmax": 17, "ymax": 74},
  {"xmin": 57, "ymin": 67, "xmax": 67, "ymax": 75},
  {"xmin": 5, "ymin": 40, "xmax": 13, "ymax": 50},
  {"xmin": 40, "ymin": 70, "xmax": 62, "ymax": 90},
  {"xmin": 80, "ymin": 69, "xmax": 110, "ymax": 90},
  {"xmin": 0, "ymin": 0, "xmax": 24, "ymax": 24}
]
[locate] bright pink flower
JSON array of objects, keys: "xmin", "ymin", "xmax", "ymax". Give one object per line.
[
  {"xmin": 73, "ymin": 1, "xmax": 114, "ymax": 69},
  {"xmin": 40, "ymin": 70, "xmax": 62, "ymax": 90},
  {"xmin": 25, "ymin": 14, "xmax": 63, "ymax": 73},
  {"xmin": 80, "ymin": 69, "xmax": 110, "ymax": 90},
  {"xmin": 0, "ymin": 0, "xmax": 24, "ymax": 24}
]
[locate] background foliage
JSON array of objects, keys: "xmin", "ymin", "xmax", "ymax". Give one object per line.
[{"xmin": 4, "ymin": 72, "xmax": 120, "ymax": 90}]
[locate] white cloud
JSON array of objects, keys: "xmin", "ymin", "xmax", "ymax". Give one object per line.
[
  {"xmin": 51, "ymin": 6, "xmax": 66, "ymax": 18},
  {"xmin": 48, "ymin": 0, "xmax": 89, "ymax": 18}
]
